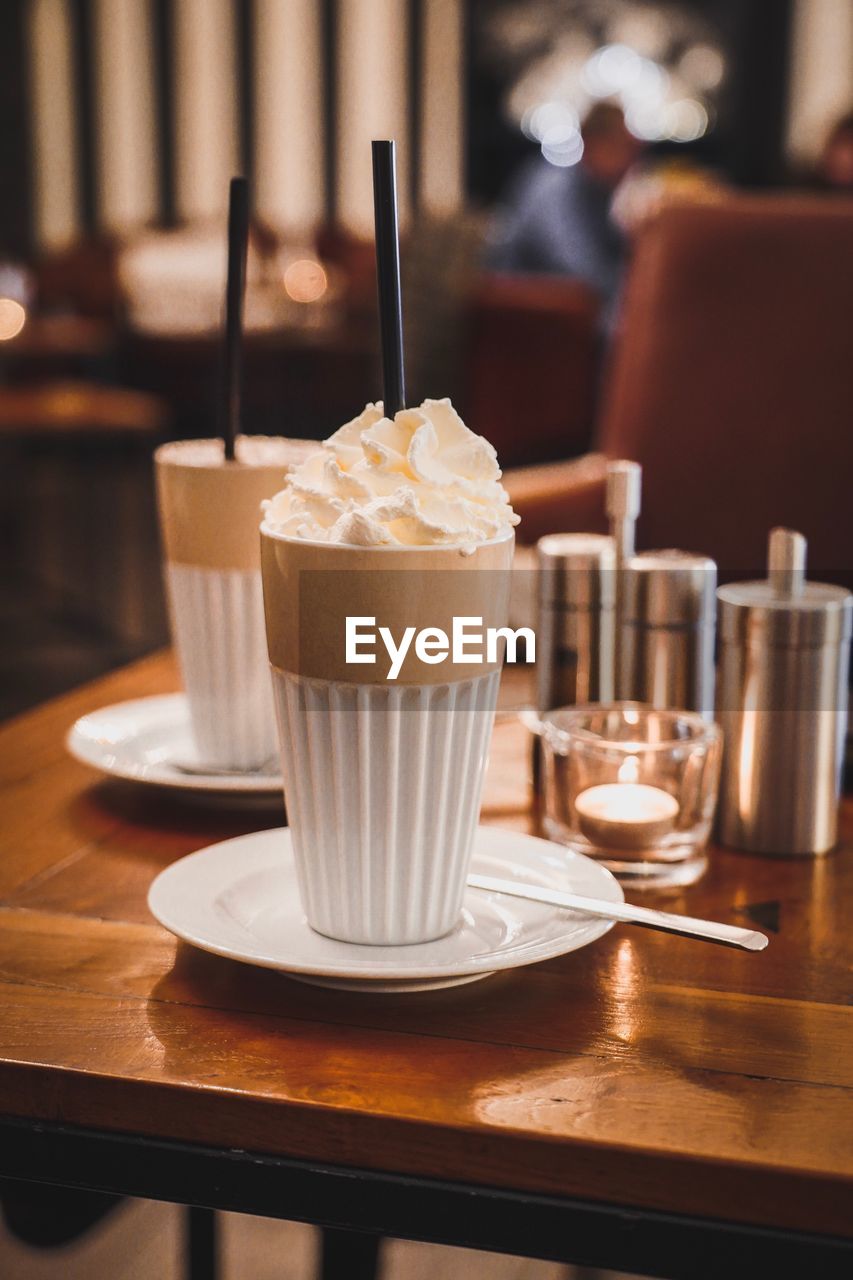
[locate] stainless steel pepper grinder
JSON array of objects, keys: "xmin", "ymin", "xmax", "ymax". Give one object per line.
[
  {"xmin": 620, "ymin": 549, "xmax": 717, "ymax": 720},
  {"xmin": 717, "ymin": 528, "xmax": 852, "ymax": 855}
]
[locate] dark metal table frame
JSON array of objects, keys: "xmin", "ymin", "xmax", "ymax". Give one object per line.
[{"xmin": 1, "ymin": 1117, "xmax": 850, "ymax": 1280}]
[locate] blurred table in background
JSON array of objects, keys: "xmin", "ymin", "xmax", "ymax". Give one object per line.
[
  {"xmin": 20, "ymin": 223, "xmax": 604, "ymax": 460},
  {"xmin": 119, "ymin": 323, "xmax": 375, "ymax": 442},
  {"xmin": 0, "ymin": 382, "xmax": 167, "ymax": 437},
  {"xmin": 0, "ymin": 314, "xmax": 116, "ymax": 382},
  {"xmin": 0, "ymin": 382, "xmax": 170, "ymax": 717}
]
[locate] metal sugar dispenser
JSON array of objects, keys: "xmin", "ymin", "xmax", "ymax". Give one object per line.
[{"xmin": 717, "ymin": 528, "xmax": 852, "ymax": 855}]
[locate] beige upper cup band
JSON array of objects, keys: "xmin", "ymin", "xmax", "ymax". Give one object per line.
[
  {"xmin": 261, "ymin": 529, "xmax": 515, "ymax": 685},
  {"xmin": 156, "ymin": 454, "xmax": 309, "ymax": 571}
]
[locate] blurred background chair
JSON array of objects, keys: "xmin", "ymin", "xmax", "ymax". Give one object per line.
[
  {"xmin": 461, "ymin": 273, "xmax": 601, "ymax": 467},
  {"xmin": 403, "ymin": 214, "xmax": 602, "ymax": 467},
  {"xmin": 504, "ymin": 196, "xmax": 853, "ymax": 588}
]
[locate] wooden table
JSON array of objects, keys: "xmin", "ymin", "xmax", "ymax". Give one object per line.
[
  {"xmin": 0, "ymin": 315, "xmax": 116, "ymax": 379},
  {"xmin": 1, "ymin": 653, "xmax": 851, "ymax": 1278}
]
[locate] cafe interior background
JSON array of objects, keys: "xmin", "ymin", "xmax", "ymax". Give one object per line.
[{"xmin": 0, "ymin": 0, "xmax": 851, "ymax": 1277}]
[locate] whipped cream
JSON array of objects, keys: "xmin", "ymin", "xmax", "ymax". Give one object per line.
[{"xmin": 262, "ymin": 399, "xmax": 519, "ymax": 548}]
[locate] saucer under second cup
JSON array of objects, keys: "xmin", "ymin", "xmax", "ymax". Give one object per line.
[{"xmin": 67, "ymin": 694, "xmax": 283, "ymax": 798}]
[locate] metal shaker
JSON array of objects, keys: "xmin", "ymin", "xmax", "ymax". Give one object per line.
[
  {"xmin": 536, "ymin": 533, "xmax": 616, "ymax": 713},
  {"xmin": 717, "ymin": 528, "xmax": 852, "ymax": 855},
  {"xmin": 620, "ymin": 550, "xmax": 717, "ymax": 719}
]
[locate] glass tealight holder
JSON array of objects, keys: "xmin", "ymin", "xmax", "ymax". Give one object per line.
[{"xmin": 539, "ymin": 702, "xmax": 722, "ymax": 889}]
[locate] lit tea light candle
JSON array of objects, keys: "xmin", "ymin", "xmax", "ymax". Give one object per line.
[{"xmin": 575, "ymin": 782, "xmax": 679, "ymax": 851}]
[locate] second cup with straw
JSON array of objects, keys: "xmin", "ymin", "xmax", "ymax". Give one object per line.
[{"xmin": 156, "ymin": 177, "xmax": 317, "ymax": 772}]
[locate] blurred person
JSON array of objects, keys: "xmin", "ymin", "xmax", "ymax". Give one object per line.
[
  {"xmin": 813, "ymin": 111, "xmax": 853, "ymax": 191},
  {"xmin": 486, "ymin": 103, "xmax": 644, "ymax": 322}
]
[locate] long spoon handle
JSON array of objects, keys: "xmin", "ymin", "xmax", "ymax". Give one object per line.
[{"xmin": 468, "ymin": 874, "xmax": 768, "ymax": 952}]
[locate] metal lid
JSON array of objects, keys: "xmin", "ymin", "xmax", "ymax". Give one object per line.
[
  {"xmin": 537, "ymin": 533, "xmax": 616, "ymax": 610},
  {"xmin": 717, "ymin": 528, "xmax": 852, "ymax": 648},
  {"xmin": 718, "ymin": 580, "xmax": 852, "ymax": 646},
  {"xmin": 623, "ymin": 549, "xmax": 717, "ymax": 627},
  {"xmin": 605, "ymin": 460, "xmax": 642, "ymax": 522}
]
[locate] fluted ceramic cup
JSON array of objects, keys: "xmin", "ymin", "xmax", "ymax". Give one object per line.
[
  {"xmin": 155, "ymin": 437, "xmax": 317, "ymax": 771},
  {"xmin": 261, "ymin": 526, "xmax": 515, "ymax": 944}
]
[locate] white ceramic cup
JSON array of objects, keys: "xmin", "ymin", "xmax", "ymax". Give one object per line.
[
  {"xmin": 163, "ymin": 560, "xmax": 274, "ymax": 771},
  {"xmin": 261, "ymin": 527, "xmax": 515, "ymax": 944},
  {"xmin": 155, "ymin": 437, "xmax": 317, "ymax": 771}
]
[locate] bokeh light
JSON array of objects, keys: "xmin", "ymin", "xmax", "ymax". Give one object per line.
[
  {"xmin": 283, "ymin": 259, "xmax": 328, "ymax": 304},
  {"xmin": 663, "ymin": 99, "xmax": 709, "ymax": 142},
  {"xmin": 579, "ymin": 40, "xmax": 711, "ymax": 144},
  {"xmin": 582, "ymin": 43, "xmax": 643, "ymax": 97},
  {"xmin": 505, "ymin": 11, "xmax": 724, "ymax": 159},
  {"xmin": 679, "ymin": 43, "xmax": 726, "ymax": 91},
  {"xmin": 542, "ymin": 133, "xmax": 584, "ymax": 167},
  {"xmin": 0, "ymin": 298, "xmax": 26, "ymax": 341},
  {"xmin": 522, "ymin": 101, "xmax": 584, "ymax": 167}
]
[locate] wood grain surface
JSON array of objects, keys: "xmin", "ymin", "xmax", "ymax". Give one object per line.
[{"xmin": 0, "ymin": 653, "xmax": 851, "ymax": 1238}]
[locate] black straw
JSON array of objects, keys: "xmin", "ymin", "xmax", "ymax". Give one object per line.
[
  {"xmin": 221, "ymin": 176, "xmax": 250, "ymax": 461},
  {"xmin": 371, "ymin": 140, "xmax": 406, "ymax": 418}
]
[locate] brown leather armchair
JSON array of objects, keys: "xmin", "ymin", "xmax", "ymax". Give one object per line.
[{"xmin": 504, "ymin": 197, "xmax": 853, "ymax": 587}]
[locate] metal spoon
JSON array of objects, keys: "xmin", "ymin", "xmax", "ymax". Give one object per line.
[{"xmin": 468, "ymin": 873, "xmax": 768, "ymax": 951}]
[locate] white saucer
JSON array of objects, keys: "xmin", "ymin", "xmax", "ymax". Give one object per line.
[
  {"xmin": 148, "ymin": 826, "xmax": 623, "ymax": 992},
  {"xmin": 67, "ymin": 695, "xmax": 283, "ymax": 797}
]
